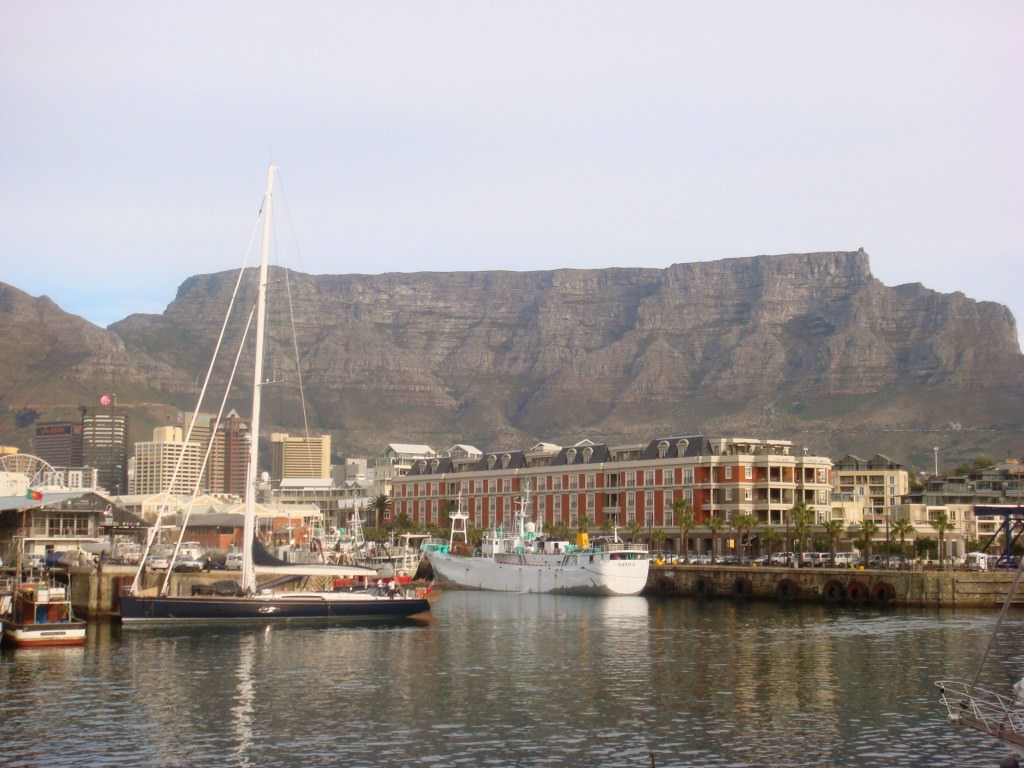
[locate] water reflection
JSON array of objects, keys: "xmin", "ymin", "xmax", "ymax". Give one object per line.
[{"xmin": 1, "ymin": 597, "xmax": 1022, "ymax": 767}]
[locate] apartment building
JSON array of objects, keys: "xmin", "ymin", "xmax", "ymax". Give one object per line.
[{"xmin": 392, "ymin": 434, "xmax": 832, "ymax": 552}]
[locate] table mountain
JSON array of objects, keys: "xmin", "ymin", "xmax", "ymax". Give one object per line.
[{"xmin": 2, "ymin": 250, "xmax": 1021, "ymax": 471}]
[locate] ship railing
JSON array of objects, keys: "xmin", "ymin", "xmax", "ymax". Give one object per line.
[{"xmin": 936, "ymin": 680, "xmax": 1024, "ymax": 747}]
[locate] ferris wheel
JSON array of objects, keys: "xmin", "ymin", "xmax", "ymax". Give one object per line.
[{"xmin": 0, "ymin": 453, "xmax": 60, "ymax": 487}]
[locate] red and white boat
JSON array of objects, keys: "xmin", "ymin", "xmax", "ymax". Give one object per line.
[{"xmin": 2, "ymin": 582, "xmax": 87, "ymax": 648}]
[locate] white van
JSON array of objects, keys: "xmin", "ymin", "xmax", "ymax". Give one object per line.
[
  {"xmin": 966, "ymin": 552, "xmax": 990, "ymax": 571},
  {"xmin": 225, "ymin": 551, "xmax": 244, "ymax": 570}
]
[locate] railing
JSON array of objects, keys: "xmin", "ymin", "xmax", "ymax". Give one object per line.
[{"xmin": 936, "ymin": 680, "xmax": 1024, "ymax": 747}]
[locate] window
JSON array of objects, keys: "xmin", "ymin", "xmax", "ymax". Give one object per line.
[
  {"xmin": 586, "ymin": 473, "xmax": 596, "ymax": 489},
  {"xmin": 569, "ymin": 495, "xmax": 578, "ymax": 512},
  {"xmin": 683, "ymin": 468, "xmax": 694, "ymax": 485},
  {"xmin": 553, "ymin": 476, "xmax": 562, "ymax": 491},
  {"xmin": 570, "ymin": 475, "xmax": 579, "ymax": 490},
  {"xmin": 724, "ymin": 466, "xmax": 733, "ymax": 480},
  {"xmin": 725, "ymin": 487, "xmax": 734, "ymax": 502},
  {"xmin": 586, "ymin": 494, "xmax": 595, "ymax": 513},
  {"xmin": 503, "ymin": 478, "xmax": 512, "ymax": 493},
  {"xmin": 744, "ymin": 488, "xmax": 752, "ymax": 502},
  {"xmin": 644, "ymin": 470, "xmax": 655, "ymax": 486},
  {"xmin": 657, "ymin": 441, "xmax": 669, "ymax": 459},
  {"xmin": 744, "ymin": 465, "xmax": 752, "ymax": 480}
]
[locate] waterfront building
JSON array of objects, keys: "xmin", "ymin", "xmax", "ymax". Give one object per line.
[
  {"xmin": 131, "ymin": 426, "xmax": 205, "ymax": 496},
  {"xmin": 392, "ymin": 434, "xmax": 833, "ymax": 556},
  {"xmin": 270, "ymin": 433, "xmax": 331, "ymax": 483},
  {"xmin": 82, "ymin": 411, "xmax": 129, "ymax": 495},
  {"xmin": 32, "ymin": 421, "xmax": 83, "ymax": 469},
  {"xmin": 892, "ymin": 459, "xmax": 1024, "ymax": 557},
  {"xmin": 206, "ymin": 410, "xmax": 251, "ymax": 496},
  {"xmin": 828, "ymin": 454, "xmax": 910, "ymax": 529},
  {"xmin": 372, "ymin": 443, "xmax": 436, "ymax": 499}
]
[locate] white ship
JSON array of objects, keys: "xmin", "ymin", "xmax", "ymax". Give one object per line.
[{"xmin": 424, "ymin": 494, "xmax": 649, "ymax": 596}]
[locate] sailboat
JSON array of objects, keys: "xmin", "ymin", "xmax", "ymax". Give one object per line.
[{"xmin": 119, "ymin": 166, "xmax": 431, "ymax": 624}]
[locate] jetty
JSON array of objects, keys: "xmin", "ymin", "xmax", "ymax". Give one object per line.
[{"xmin": 645, "ymin": 563, "xmax": 1024, "ymax": 607}]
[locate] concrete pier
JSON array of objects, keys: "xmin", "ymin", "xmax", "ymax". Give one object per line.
[
  {"xmin": 646, "ymin": 563, "xmax": 1024, "ymax": 608},
  {"xmin": 67, "ymin": 564, "xmax": 243, "ymax": 618}
]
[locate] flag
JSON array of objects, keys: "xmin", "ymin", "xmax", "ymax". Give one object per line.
[{"xmin": 25, "ymin": 488, "xmax": 43, "ymax": 501}]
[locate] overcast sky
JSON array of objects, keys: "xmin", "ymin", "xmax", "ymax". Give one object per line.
[{"xmin": 2, "ymin": 2, "xmax": 1022, "ymax": 345}]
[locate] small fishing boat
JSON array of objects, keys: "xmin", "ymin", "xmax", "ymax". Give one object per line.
[{"xmin": 3, "ymin": 581, "xmax": 87, "ymax": 648}]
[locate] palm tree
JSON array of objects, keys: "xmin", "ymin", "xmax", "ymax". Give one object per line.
[
  {"xmin": 627, "ymin": 519, "xmax": 643, "ymax": 545},
  {"xmin": 823, "ymin": 519, "xmax": 844, "ymax": 566},
  {"xmin": 763, "ymin": 528, "xmax": 783, "ymax": 559},
  {"xmin": 931, "ymin": 511, "xmax": 956, "ymax": 571},
  {"xmin": 364, "ymin": 494, "xmax": 392, "ymax": 529},
  {"xmin": 706, "ymin": 516, "xmax": 724, "ymax": 560},
  {"xmin": 673, "ymin": 497, "xmax": 696, "ymax": 563},
  {"xmin": 791, "ymin": 501, "xmax": 814, "ymax": 564},
  {"xmin": 891, "ymin": 518, "xmax": 916, "ymax": 564},
  {"xmin": 651, "ymin": 529, "xmax": 668, "ymax": 556},
  {"xmin": 733, "ymin": 513, "xmax": 756, "ymax": 562},
  {"xmin": 858, "ymin": 520, "xmax": 880, "ymax": 564}
]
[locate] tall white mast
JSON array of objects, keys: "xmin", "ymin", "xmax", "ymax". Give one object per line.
[{"xmin": 241, "ymin": 164, "xmax": 276, "ymax": 594}]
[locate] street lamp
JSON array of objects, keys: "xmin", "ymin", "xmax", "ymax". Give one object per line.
[{"xmin": 933, "ymin": 446, "xmax": 940, "ymax": 477}]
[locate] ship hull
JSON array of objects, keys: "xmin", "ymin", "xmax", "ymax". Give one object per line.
[
  {"xmin": 119, "ymin": 592, "xmax": 430, "ymax": 625},
  {"xmin": 426, "ymin": 551, "xmax": 649, "ymax": 596}
]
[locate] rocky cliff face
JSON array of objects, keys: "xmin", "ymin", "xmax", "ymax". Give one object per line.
[{"xmin": 2, "ymin": 251, "xmax": 1022, "ymax": 470}]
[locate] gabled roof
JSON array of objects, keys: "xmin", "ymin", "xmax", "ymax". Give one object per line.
[{"xmin": 382, "ymin": 443, "xmax": 436, "ymax": 458}]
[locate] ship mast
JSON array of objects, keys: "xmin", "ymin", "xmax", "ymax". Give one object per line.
[{"xmin": 241, "ymin": 164, "xmax": 275, "ymax": 594}]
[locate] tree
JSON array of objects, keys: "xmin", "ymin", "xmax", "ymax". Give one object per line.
[
  {"xmin": 891, "ymin": 518, "xmax": 916, "ymax": 563},
  {"xmin": 858, "ymin": 520, "xmax": 880, "ymax": 563},
  {"xmin": 791, "ymin": 501, "xmax": 814, "ymax": 564},
  {"xmin": 706, "ymin": 516, "xmax": 724, "ymax": 560},
  {"xmin": 733, "ymin": 513, "xmax": 756, "ymax": 562},
  {"xmin": 931, "ymin": 511, "xmax": 956, "ymax": 571},
  {"xmin": 628, "ymin": 519, "xmax": 643, "ymax": 545},
  {"xmin": 763, "ymin": 528, "xmax": 783, "ymax": 559},
  {"xmin": 823, "ymin": 520, "xmax": 845, "ymax": 566},
  {"xmin": 651, "ymin": 529, "xmax": 668, "ymax": 555},
  {"xmin": 673, "ymin": 497, "xmax": 696, "ymax": 563},
  {"xmin": 364, "ymin": 494, "xmax": 392, "ymax": 529}
]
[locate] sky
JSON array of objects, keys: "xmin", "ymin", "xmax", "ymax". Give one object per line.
[{"xmin": 2, "ymin": 2, "xmax": 1022, "ymax": 345}]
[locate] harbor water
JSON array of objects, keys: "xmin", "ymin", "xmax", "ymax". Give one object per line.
[{"xmin": 2, "ymin": 592, "xmax": 1022, "ymax": 767}]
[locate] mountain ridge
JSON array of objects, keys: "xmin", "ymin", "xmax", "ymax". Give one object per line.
[{"xmin": 2, "ymin": 250, "xmax": 1021, "ymax": 473}]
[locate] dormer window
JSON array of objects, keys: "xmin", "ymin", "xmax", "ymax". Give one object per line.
[
  {"xmin": 582, "ymin": 446, "xmax": 593, "ymax": 464},
  {"xmin": 501, "ymin": 453, "xmax": 511, "ymax": 469},
  {"xmin": 566, "ymin": 448, "xmax": 577, "ymax": 463},
  {"xmin": 657, "ymin": 440, "xmax": 669, "ymax": 459},
  {"xmin": 677, "ymin": 439, "xmax": 689, "ymax": 455},
  {"xmin": 487, "ymin": 455, "xmax": 497, "ymax": 470}
]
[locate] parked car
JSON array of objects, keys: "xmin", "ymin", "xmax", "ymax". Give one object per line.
[
  {"xmin": 172, "ymin": 555, "xmax": 206, "ymax": 573},
  {"xmin": 145, "ymin": 553, "xmax": 171, "ymax": 571},
  {"xmin": 224, "ymin": 551, "xmax": 244, "ymax": 570}
]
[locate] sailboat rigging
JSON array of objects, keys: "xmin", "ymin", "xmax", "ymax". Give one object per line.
[
  {"xmin": 119, "ymin": 165, "xmax": 431, "ymax": 624},
  {"xmin": 936, "ymin": 551, "xmax": 1024, "ymax": 748}
]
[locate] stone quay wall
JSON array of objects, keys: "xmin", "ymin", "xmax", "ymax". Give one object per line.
[
  {"xmin": 66, "ymin": 562, "xmax": 1024, "ymax": 616},
  {"xmin": 645, "ymin": 564, "xmax": 1024, "ymax": 608}
]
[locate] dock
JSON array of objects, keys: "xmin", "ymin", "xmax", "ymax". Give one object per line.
[{"xmin": 645, "ymin": 563, "xmax": 1024, "ymax": 607}]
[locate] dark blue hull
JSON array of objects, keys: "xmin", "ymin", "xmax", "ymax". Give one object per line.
[{"xmin": 119, "ymin": 593, "xmax": 431, "ymax": 625}]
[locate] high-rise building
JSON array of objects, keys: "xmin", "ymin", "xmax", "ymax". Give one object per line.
[
  {"xmin": 270, "ymin": 433, "xmax": 331, "ymax": 483},
  {"xmin": 208, "ymin": 410, "xmax": 251, "ymax": 496},
  {"xmin": 82, "ymin": 411, "xmax": 129, "ymax": 494},
  {"xmin": 32, "ymin": 421, "xmax": 83, "ymax": 468},
  {"xmin": 131, "ymin": 425, "xmax": 205, "ymax": 495}
]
